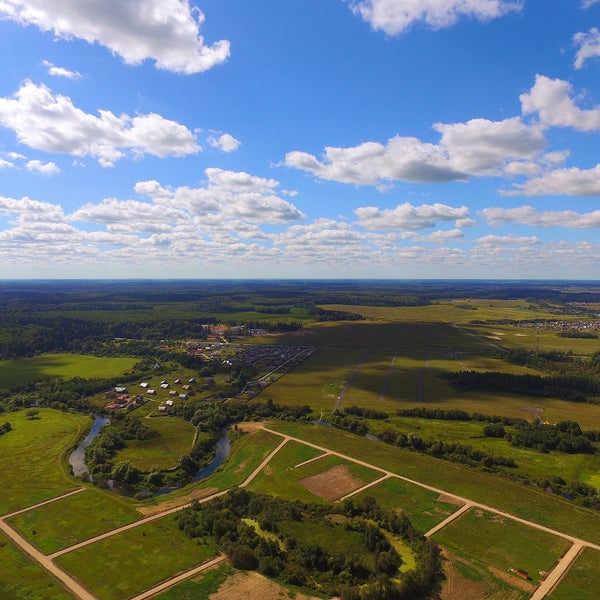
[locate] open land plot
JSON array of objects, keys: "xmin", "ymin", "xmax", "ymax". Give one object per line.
[
  {"xmin": 369, "ymin": 416, "xmax": 600, "ymax": 486},
  {"xmin": 56, "ymin": 514, "xmax": 217, "ymax": 600},
  {"xmin": 203, "ymin": 428, "xmax": 284, "ymax": 491},
  {"xmin": 353, "ymin": 476, "xmax": 463, "ymax": 533},
  {"xmin": 269, "ymin": 423, "xmax": 600, "ymax": 544},
  {"xmin": 432, "ymin": 507, "xmax": 571, "ymax": 586},
  {"xmin": 7, "ymin": 487, "xmax": 140, "ymax": 554},
  {"xmin": 0, "ymin": 531, "xmax": 73, "ymax": 600},
  {"xmin": 248, "ymin": 447, "xmax": 383, "ymax": 503},
  {"xmin": 254, "ymin": 346, "xmax": 364, "ymax": 412},
  {"xmin": 0, "ymin": 408, "xmax": 89, "ymax": 515},
  {"xmin": 0, "ymin": 353, "xmax": 138, "ymax": 389},
  {"xmin": 548, "ymin": 547, "xmax": 600, "ymax": 600},
  {"xmin": 113, "ymin": 416, "xmax": 197, "ymax": 471},
  {"xmin": 152, "ymin": 564, "xmax": 233, "ymax": 600}
]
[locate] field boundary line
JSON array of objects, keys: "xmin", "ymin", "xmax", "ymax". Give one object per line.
[
  {"xmin": 529, "ymin": 542, "xmax": 584, "ymax": 600},
  {"xmin": 294, "ymin": 452, "xmax": 330, "ymax": 469},
  {"xmin": 1, "ymin": 487, "xmax": 86, "ymax": 520},
  {"xmin": 129, "ymin": 554, "xmax": 227, "ymax": 600},
  {"xmin": 424, "ymin": 501, "xmax": 473, "ymax": 538},
  {"xmin": 338, "ymin": 473, "xmax": 393, "ymax": 502}
]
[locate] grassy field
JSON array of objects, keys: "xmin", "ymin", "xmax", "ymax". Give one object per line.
[
  {"xmin": 0, "ymin": 408, "xmax": 89, "ymax": 515},
  {"xmin": 353, "ymin": 476, "xmax": 462, "ymax": 533},
  {"xmin": 269, "ymin": 423, "xmax": 600, "ymax": 545},
  {"xmin": 7, "ymin": 487, "xmax": 140, "ymax": 554},
  {"xmin": 548, "ymin": 547, "xmax": 600, "ymax": 600},
  {"xmin": 153, "ymin": 564, "xmax": 233, "ymax": 600},
  {"xmin": 433, "ymin": 508, "xmax": 570, "ymax": 586},
  {"xmin": 247, "ymin": 440, "xmax": 383, "ymax": 503},
  {"xmin": 0, "ymin": 531, "xmax": 73, "ymax": 600},
  {"xmin": 114, "ymin": 416, "xmax": 197, "ymax": 471},
  {"xmin": 56, "ymin": 515, "xmax": 216, "ymax": 600},
  {"xmin": 0, "ymin": 353, "xmax": 138, "ymax": 389}
]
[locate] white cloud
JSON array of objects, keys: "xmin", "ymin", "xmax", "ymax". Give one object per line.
[
  {"xmin": 347, "ymin": 0, "xmax": 523, "ymax": 35},
  {"xmin": 0, "ymin": 81, "xmax": 199, "ymax": 166},
  {"xmin": 502, "ymin": 164, "xmax": 600, "ymax": 196},
  {"xmin": 481, "ymin": 205, "xmax": 600, "ymax": 228},
  {"xmin": 136, "ymin": 168, "xmax": 305, "ymax": 224},
  {"xmin": 0, "ymin": 159, "xmax": 14, "ymax": 169},
  {"xmin": 574, "ymin": 28, "xmax": 600, "ymax": 69},
  {"xmin": 582, "ymin": 0, "xmax": 600, "ymax": 8},
  {"xmin": 25, "ymin": 159, "xmax": 60, "ymax": 175},
  {"xmin": 475, "ymin": 234, "xmax": 540, "ymax": 246},
  {"xmin": 207, "ymin": 133, "xmax": 241, "ymax": 153},
  {"xmin": 41, "ymin": 60, "xmax": 81, "ymax": 79},
  {"xmin": 285, "ymin": 117, "xmax": 544, "ymax": 186},
  {"xmin": 401, "ymin": 228, "xmax": 465, "ymax": 242},
  {"xmin": 354, "ymin": 202, "xmax": 472, "ymax": 230},
  {"xmin": 0, "ymin": 0, "xmax": 230, "ymax": 74},
  {"xmin": 520, "ymin": 75, "xmax": 600, "ymax": 131}
]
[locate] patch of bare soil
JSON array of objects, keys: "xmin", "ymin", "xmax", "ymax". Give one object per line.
[
  {"xmin": 488, "ymin": 566, "xmax": 535, "ymax": 593},
  {"xmin": 236, "ymin": 421, "xmax": 265, "ymax": 433},
  {"xmin": 437, "ymin": 494, "xmax": 464, "ymax": 507},
  {"xmin": 136, "ymin": 487, "xmax": 218, "ymax": 516},
  {"xmin": 210, "ymin": 570, "xmax": 319, "ymax": 600},
  {"xmin": 299, "ymin": 464, "xmax": 364, "ymax": 502},
  {"xmin": 439, "ymin": 549, "xmax": 526, "ymax": 600}
]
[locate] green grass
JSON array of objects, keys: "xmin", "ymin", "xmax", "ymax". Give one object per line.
[
  {"xmin": 247, "ymin": 440, "xmax": 382, "ymax": 503},
  {"xmin": 0, "ymin": 531, "xmax": 72, "ymax": 600},
  {"xmin": 268, "ymin": 422, "xmax": 600, "ymax": 545},
  {"xmin": 153, "ymin": 564, "xmax": 233, "ymax": 600},
  {"xmin": 56, "ymin": 515, "xmax": 216, "ymax": 600},
  {"xmin": 114, "ymin": 416, "xmax": 197, "ymax": 471},
  {"xmin": 548, "ymin": 547, "xmax": 600, "ymax": 600},
  {"xmin": 7, "ymin": 487, "xmax": 140, "ymax": 554},
  {"xmin": 0, "ymin": 408, "xmax": 89, "ymax": 515},
  {"xmin": 0, "ymin": 353, "xmax": 138, "ymax": 388},
  {"xmin": 433, "ymin": 508, "xmax": 570, "ymax": 585},
  {"xmin": 204, "ymin": 429, "xmax": 283, "ymax": 490},
  {"xmin": 353, "ymin": 476, "xmax": 461, "ymax": 533}
]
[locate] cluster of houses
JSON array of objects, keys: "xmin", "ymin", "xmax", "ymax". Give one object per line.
[
  {"xmin": 104, "ymin": 387, "xmax": 147, "ymax": 411},
  {"xmin": 519, "ymin": 320, "xmax": 600, "ymax": 334},
  {"xmin": 140, "ymin": 378, "xmax": 197, "ymax": 414}
]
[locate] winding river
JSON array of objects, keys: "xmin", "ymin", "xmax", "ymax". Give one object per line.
[{"xmin": 68, "ymin": 414, "xmax": 110, "ymax": 478}]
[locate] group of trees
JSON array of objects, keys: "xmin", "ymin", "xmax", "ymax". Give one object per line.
[
  {"xmin": 0, "ymin": 421, "xmax": 11, "ymax": 436},
  {"xmin": 175, "ymin": 489, "xmax": 442, "ymax": 600},
  {"xmin": 505, "ymin": 420, "xmax": 595, "ymax": 454}
]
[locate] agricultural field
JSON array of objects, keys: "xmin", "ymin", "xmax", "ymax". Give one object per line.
[
  {"xmin": 0, "ymin": 408, "xmax": 90, "ymax": 514},
  {"xmin": 56, "ymin": 515, "xmax": 216, "ymax": 600},
  {"xmin": 0, "ymin": 531, "xmax": 73, "ymax": 600},
  {"xmin": 548, "ymin": 547, "xmax": 600, "ymax": 600},
  {"xmin": 6, "ymin": 487, "xmax": 140, "ymax": 554},
  {"xmin": 432, "ymin": 508, "xmax": 570, "ymax": 593},
  {"xmin": 0, "ymin": 353, "xmax": 138, "ymax": 389}
]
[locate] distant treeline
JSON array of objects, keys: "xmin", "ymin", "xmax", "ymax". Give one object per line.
[{"xmin": 443, "ymin": 371, "xmax": 600, "ymax": 403}]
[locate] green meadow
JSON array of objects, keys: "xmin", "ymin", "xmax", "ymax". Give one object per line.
[
  {"xmin": 0, "ymin": 353, "xmax": 138, "ymax": 389},
  {"xmin": 114, "ymin": 416, "xmax": 198, "ymax": 471},
  {"xmin": 56, "ymin": 515, "xmax": 216, "ymax": 600},
  {"xmin": 270, "ymin": 423, "xmax": 600, "ymax": 545},
  {"xmin": 0, "ymin": 408, "xmax": 89, "ymax": 515},
  {"xmin": 548, "ymin": 547, "xmax": 600, "ymax": 600},
  {"xmin": 0, "ymin": 531, "xmax": 72, "ymax": 600},
  {"xmin": 7, "ymin": 487, "xmax": 140, "ymax": 554},
  {"xmin": 432, "ymin": 508, "xmax": 570, "ymax": 586}
]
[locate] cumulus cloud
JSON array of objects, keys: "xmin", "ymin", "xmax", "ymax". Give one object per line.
[
  {"xmin": 207, "ymin": 133, "xmax": 241, "ymax": 153},
  {"xmin": 347, "ymin": 0, "xmax": 523, "ymax": 35},
  {"xmin": 25, "ymin": 159, "xmax": 60, "ymax": 175},
  {"xmin": 0, "ymin": 0, "xmax": 230, "ymax": 74},
  {"xmin": 502, "ymin": 164, "xmax": 600, "ymax": 196},
  {"xmin": 285, "ymin": 117, "xmax": 544, "ymax": 186},
  {"xmin": 41, "ymin": 60, "xmax": 81, "ymax": 79},
  {"xmin": 0, "ymin": 81, "xmax": 199, "ymax": 166},
  {"xmin": 0, "ymin": 159, "xmax": 14, "ymax": 169},
  {"xmin": 136, "ymin": 168, "xmax": 304, "ymax": 223},
  {"xmin": 475, "ymin": 234, "xmax": 540, "ymax": 246},
  {"xmin": 354, "ymin": 202, "xmax": 473, "ymax": 230},
  {"xmin": 520, "ymin": 75, "xmax": 600, "ymax": 131},
  {"xmin": 481, "ymin": 205, "xmax": 600, "ymax": 228},
  {"xmin": 574, "ymin": 28, "xmax": 600, "ymax": 69}
]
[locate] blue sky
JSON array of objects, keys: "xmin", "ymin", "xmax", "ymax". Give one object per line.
[{"xmin": 0, "ymin": 0, "xmax": 599, "ymax": 279}]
